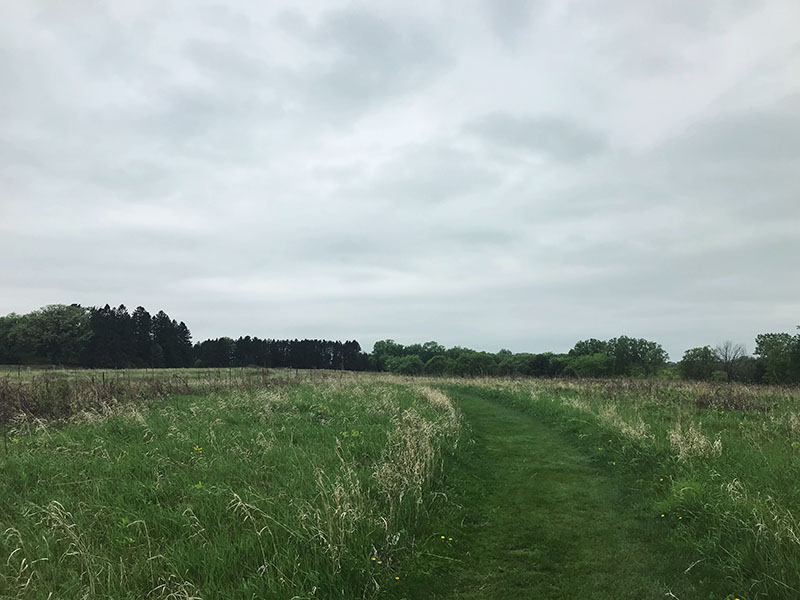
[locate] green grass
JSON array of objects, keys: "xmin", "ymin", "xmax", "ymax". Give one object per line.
[
  {"xmin": 3, "ymin": 373, "xmax": 797, "ymax": 599},
  {"xmin": 0, "ymin": 377, "xmax": 461, "ymax": 599},
  {"xmin": 440, "ymin": 378, "xmax": 800, "ymax": 600},
  {"xmin": 409, "ymin": 385, "xmax": 709, "ymax": 599}
]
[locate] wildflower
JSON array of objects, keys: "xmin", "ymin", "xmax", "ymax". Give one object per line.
[
  {"xmin": 448, "ymin": 537, "xmax": 453, "ymax": 541},
  {"xmin": 440, "ymin": 535, "xmax": 445, "ymax": 539},
  {"xmin": 659, "ymin": 477, "xmax": 664, "ymax": 482},
  {"xmin": 377, "ymin": 561, "xmax": 382, "ymax": 565},
  {"xmin": 598, "ymin": 447, "xmax": 602, "ymax": 451},
  {"xmin": 371, "ymin": 557, "xmax": 376, "ymax": 561},
  {"xmin": 611, "ymin": 461, "xmax": 616, "ymax": 465},
  {"xmin": 660, "ymin": 514, "xmax": 665, "ymax": 518},
  {"xmin": 11, "ymin": 437, "xmax": 19, "ymax": 444},
  {"xmin": 678, "ymin": 516, "xmax": 683, "ymax": 520},
  {"xmin": 193, "ymin": 445, "xmax": 203, "ymax": 453},
  {"xmin": 395, "ymin": 576, "xmax": 400, "ymax": 580}
]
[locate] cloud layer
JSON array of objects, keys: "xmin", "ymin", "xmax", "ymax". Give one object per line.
[{"xmin": 2, "ymin": 0, "xmax": 799, "ymax": 359}]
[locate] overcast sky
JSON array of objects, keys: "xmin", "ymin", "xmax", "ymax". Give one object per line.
[{"xmin": 2, "ymin": 1, "xmax": 799, "ymax": 360}]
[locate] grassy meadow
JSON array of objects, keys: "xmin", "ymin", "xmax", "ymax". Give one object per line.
[
  {"xmin": 0, "ymin": 375, "xmax": 461, "ymax": 599},
  {"xmin": 1, "ymin": 369, "xmax": 799, "ymax": 598},
  {"xmin": 460, "ymin": 378, "xmax": 800, "ymax": 599},
  {"xmin": 0, "ymin": 367, "xmax": 336, "ymax": 422}
]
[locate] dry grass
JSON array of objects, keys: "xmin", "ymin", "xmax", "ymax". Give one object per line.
[
  {"xmin": 0, "ymin": 368, "xmax": 322, "ymax": 423},
  {"xmin": 668, "ymin": 422, "xmax": 723, "ymax": 462}
]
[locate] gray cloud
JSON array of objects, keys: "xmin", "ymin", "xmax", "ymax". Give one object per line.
[
  {"xmin": 1, "ymin": 0, "xmax": 799, "ymax": 360},
  {"xmin": 355, "ymin": 143, "xmax": 504, "ymax": 204},
  {"xmin": 658, "ymin": 103, "xmax": 800, "ymax": 162},
  {"xmin": 467, "ymin": 113, "xmax": 607, "ymax": 162},
  {"xmin": 486, "ymin": 0, "xmax": 538, "ymax": 43},
  {"xmin": 281, "ymin": 7, "xmax": 452, "ymax": 115}
]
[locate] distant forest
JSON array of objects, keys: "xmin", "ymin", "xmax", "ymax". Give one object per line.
[
  {"xmin": 0, "ymin": 304, "xmax": 798, "ymax": 385},
  {"xmin": 0, "ymin": 304, "xmax": 367, "ymax": 371}
]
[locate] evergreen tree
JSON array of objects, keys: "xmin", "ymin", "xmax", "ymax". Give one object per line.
[
  {"xmin": 86, "ymin": 304, "xmax": 115, "ymax": 367},
  {"xmin": 152, "ymin": 311, "xmax": 176, "ymax": 367},
  {"xmin": 113, "ymin": 305, "xmax": 135, "ymax": 367},
  {"xmin": 177, "ymin": 322, "xmax": 193, "ymax": 367},
  {"xmin": 132, "ymin": 306, "xmax": 153, "ymax": 367}
]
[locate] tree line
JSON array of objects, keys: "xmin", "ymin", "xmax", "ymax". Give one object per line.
[
  {"xmin": 373, "ymin": 331, "xmax": 800, "ymax": 385},
  {"xmin": 678, "ymin": 334, "xmax": 800, "ymax": 385},
  {"xmin": 0, "ymin": 304, "xmax": 367, "ymax": 370},
  {"xmin": 371, "ymin": 336, "xmax": 668, "ymax": 378},
  {"xmin": 194, "ymin": 337, "xmax": 367, "ymax": 370},
  {"xmin": 0, "ymin": 304, "xmax": 193, "ymax": 368},
  {"xmin": 1, "ymin": 304, "xmax": 798, "ymax": 385}
]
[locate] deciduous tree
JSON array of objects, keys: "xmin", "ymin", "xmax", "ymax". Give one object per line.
[{"xmin": 712, "ymin": 341, "xmax": 747, "ymax": 382}]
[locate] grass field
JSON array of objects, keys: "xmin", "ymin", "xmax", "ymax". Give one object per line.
[
  {"xmin": 1, "ymin": 370, "xmax": 798, "ymax": 599},
  {"xmin": 0, "ymin": 366, "xmax": 343, "ymax": 422},
  {"xmin": 0, "ymin": 365, "xmax": 281, "ymax": 380},
  {"xmin": 451, "ymin": 378, "xmax": 800, "ymax": 599},
  {"xmin": 0, "ymin": 375, "xmax": 461, "ymax": 599}
]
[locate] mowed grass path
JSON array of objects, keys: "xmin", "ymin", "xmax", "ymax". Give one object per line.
[{"xmin": 432, "ymin": 386, "xmax": 695, "ymax": 599}]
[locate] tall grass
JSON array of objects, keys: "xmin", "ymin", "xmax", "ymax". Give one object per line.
[
  {"xmin": 0, "ymin": 367, "xmax": 336, "ymax": 423},
  {"xmin": 0, "ymin": 377, "xmax": 461, "ymax": 599},
  {"xmin": 465, "ymin": 377, "xmax": 800, "ymax": 599}
]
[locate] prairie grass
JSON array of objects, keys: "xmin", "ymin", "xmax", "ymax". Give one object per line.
[
  {"xmin": 0, "ymin": 377, "xmax": 461, "ymax": 599},
  {"xmin": 0, "ymin": 367, "xmax": 344, "ymax": 423},
  {"xmin": 464, "ymin": 377, "xmax": 800, "ymax": 599}
]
